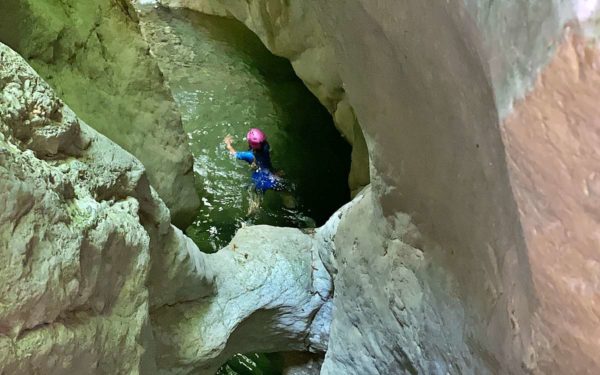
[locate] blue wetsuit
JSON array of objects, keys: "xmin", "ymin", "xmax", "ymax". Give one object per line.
[{"xmin": 235, "ymin": 143, "xmax": 286, "ymax": 192}]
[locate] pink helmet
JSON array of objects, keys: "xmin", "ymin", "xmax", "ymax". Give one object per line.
[{"xmin": 247, "ymin": 128, "xmax": 266, "ymax": 150}]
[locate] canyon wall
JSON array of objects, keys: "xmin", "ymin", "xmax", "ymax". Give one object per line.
[
  {"xmin": 319, "ymin": 2, "xmax": 599, "ymax": 373},
  {"xmin": 1, "ymin": 0, "xmax": 598, "ymax": 374},
  {"xmin": 0, "ymin": 41, "xmax": 159, "ymax": 374},
  {"xmin": 501, "ymin": 31, "xmax": 600, "ymax": 373},
  {"xmin": 159, "ymin": 0, "xmax": 600, "ymax": 373},
  {"xmin": 0, "ymin": 0, "xmax": 200, "ymax": 226}
]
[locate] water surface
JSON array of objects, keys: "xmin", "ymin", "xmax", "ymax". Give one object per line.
[{"xmin": 140, "ymin": 7, "xmax": 351, "ymax": 253}]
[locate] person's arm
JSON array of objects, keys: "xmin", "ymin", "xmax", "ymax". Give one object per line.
[
  {"xmin": 224, "ymin": 135, "xmax": 255, "ymax": 164},
  {"xmin": 224, "ymin": 135, "xmax": 237, "ymax": 155}
]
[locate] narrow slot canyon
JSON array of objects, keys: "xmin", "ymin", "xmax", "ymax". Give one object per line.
[
  {"xmin": 136, "ymin": 5, "xmax": 352, "ymax": 253},
  {"xmin": 0, "ymin": 1, "xmax": 599, "ymax": 375}
]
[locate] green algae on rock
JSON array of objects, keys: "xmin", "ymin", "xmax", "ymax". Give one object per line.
[{"xmin": 0, "ymin": 0, "xmax": 199, "ymax": 227}]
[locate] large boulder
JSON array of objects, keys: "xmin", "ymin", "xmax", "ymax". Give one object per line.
[{"xmin": 151, "ymin": 225, "xmax": 333, "ymax": 374}]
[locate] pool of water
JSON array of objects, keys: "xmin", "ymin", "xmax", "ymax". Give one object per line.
[{"xmin": 139, "ymin": 7, "xmax": 350, "ymax": 253}]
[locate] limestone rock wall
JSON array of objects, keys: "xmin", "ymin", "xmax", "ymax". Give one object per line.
[
  {"xmin": 2, "ymin": 0, "xmax": 599, "ymax": 374},
  {"xmin": 0, "ymin": 0, "xmax": 200, "ymax": 226},
  {"xmin": 311, "ymin": 1, "xmax": 533, "ymax": 372},
  {"xmin": 307, "ymin": 2, "xmax": 600, "ymax": 374}
]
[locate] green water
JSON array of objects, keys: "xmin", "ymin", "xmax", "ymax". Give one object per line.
[
  {"xmin": 216, "ymin": 353, "xmax": 284, "ymax": 375},
  {"xmin": 140, "ymin": 7, "xmax": 350, "ymax": 253}
]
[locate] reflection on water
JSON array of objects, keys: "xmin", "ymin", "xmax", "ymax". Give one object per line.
[
  {"xmin": 216, "ymin": 353, "xmax": 284, "ymax": 375},
  {"xmin": 140, "ymin": 6, "xmax": 350, "ymax": 253}
]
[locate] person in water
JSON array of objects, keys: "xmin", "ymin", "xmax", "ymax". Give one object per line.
[{"xmin": 224, "ymin": 128, "xmax": 287, "ymax": 193}]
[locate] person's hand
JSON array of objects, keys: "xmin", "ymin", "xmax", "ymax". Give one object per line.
[{"xmin": 224, "ymin": 135, "xmax": 233, "ymax": 145}]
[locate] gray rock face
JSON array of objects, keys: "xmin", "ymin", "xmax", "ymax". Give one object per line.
[
  {"xmin": 0, "ymin": 42, "xmax": 334, "ymax": 374},
  {"xmin": 0, "ymin": 0, "xmax": 200, "ymax": 226},
  {"xmin": 153, "ymin": 0, "xmax": 600, "ymax": 374},
  {"xmin": 282, "ymin": 352, "xmax": 324, "ymax": 375},
  {"xmin": 320, "ymin": 188, "xmax": 471, "ymax": 374}
]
